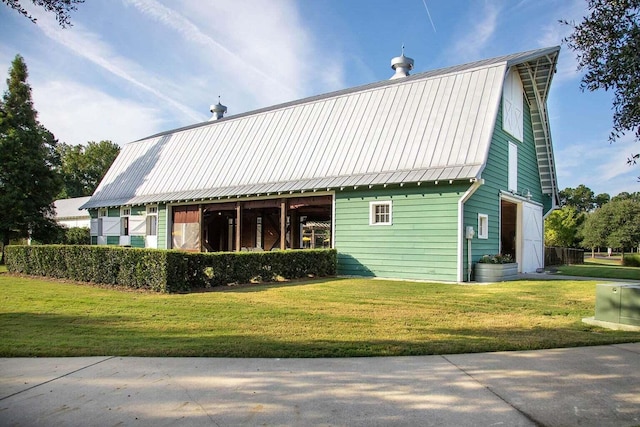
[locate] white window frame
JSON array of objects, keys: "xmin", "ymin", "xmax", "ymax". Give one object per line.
[
  {"xmin": 478, "ymin": 214, "xmax": 489, "ymax": 239},
  {"xmin": 369, "ymin": 201, "xmax": 393, "ymax": 226},
  {"xmin": 120, "ymin": 207, "xmax": 130, "ymax": 236},
  {"xmin": 508, "ymin": 141, "xmax": 518, "ymax": 192},
  {"xmin": 121, "ymin": 217, "xmax": 129, "ymax": 236},
  {"xmin": 146, "ymin": 205, "xmax": 158, "ymax": 236},
  {"xmin": 97, "ymin": 209, "xmax": 107, "ymax": 236}
]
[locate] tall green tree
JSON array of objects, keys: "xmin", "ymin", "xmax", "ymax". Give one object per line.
[
  {"xmin": 544, "ymin": 206, "xmax": 584, "ymax": 247},
  {"xmin": 580, "ymin": 211, "xmax": 608, "ymax": 257},
  {"xmin": 559, "ymin": 185, "xmax": 608, "ymax": 212},
  {"xmin": 580, "ymin": 198, "xmax": 640, "ymax": 256},
  {"xmin": 611, "ymin": 191, "xmax": 640, "ymax": 202},
  {"xmin": 0, "ymin": 54, "xmax": 61, "ymax": 262},
  {"xmin": 602, "ymin": 199, "xmax": 640, "ymax": 256},
  {"xmin": 563, "ymin": 0, "xmax": 640, "ymax": 177},
  {"xmin": 57, "ymin": 140, "xmax": 120, "ymax": 198},
  {"xmin": 2, "ymin": 0, "xmax": 84, "ymax": 27}
]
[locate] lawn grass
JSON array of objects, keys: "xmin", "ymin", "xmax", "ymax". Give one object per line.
[
  {"xmin": 1, "ymin": 272, "xmax": 638, "ymax": 357},
  {"xmin": 557, "ymin": 258, "xmax": 640, "ymax": 280}
]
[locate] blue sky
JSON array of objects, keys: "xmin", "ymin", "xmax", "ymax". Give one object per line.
[{"xmin": 1, "ymin": 0, "xmax": 638, "ymax": 196}]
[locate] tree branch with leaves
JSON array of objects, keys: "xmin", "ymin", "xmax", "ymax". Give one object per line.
[
  {"xmin": 2, "ymin": 0, "xmax": 84, "ymax": 27},
  {"xmin": 562, "ymin": 0, "xmax": 640, "ymax": 179}
]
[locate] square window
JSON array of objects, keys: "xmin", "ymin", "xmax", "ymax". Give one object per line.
[
  {"xmin": 370, "ymin": 201, "xmax": 392, "ymax": 226},
  {"xmin": 478, "ymin": 214, "xmax": 489, "ymax": 239}
]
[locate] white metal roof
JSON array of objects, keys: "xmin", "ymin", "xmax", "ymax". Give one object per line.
[
  {"xmin": 54, "ymin": 196, "xmax": 91, "ymax": 219},
  {"xmin": 83, "ymin": 47, "xmax": 560, "ymax": 209}
]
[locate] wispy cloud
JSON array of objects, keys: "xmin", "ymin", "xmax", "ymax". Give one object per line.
[
  {"xmin": 125, "ymin": 0, "xmax": 345, "ymax": 108},
  {"xmin": 452, "ymin": 2, "xmax": 501, "ymax": 61},
  {"xmin": 555, "ymin": 134, "xmax": 640, "ymax": 195},
  {"xmin": 32, "ymin": 80, "xmax": 164, "ymax": 145},
  {"xmin": 31, "ymin": 9, "xmax": 202, "ymax": 123},
  {"xmin": 123, "ymin": 0, "xmax": 298, "ymax": 99}
]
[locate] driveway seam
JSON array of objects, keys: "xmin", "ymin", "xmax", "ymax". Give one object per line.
[
  {"xmin": 441, "ymin": 354, "xmax": 545, "ymax": 427},
  {"xmin": 613, "ymin": 343, "xmax": 640, "ymax": 355},
  {"xmin": 0, "ymin": 356, "xmax": 116, "ymax": 402}
]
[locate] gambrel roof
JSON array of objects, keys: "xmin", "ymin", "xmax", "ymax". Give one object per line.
[{"xmin": 83, "ymin": 46, "xmax": 560, "ymax": 209}]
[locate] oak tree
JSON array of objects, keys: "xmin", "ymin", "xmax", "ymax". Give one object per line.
[{"xmin": 563, "ymin": 0, "xmax": 640, "ymax": 177}]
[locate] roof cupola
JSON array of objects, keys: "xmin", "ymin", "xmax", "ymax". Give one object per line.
[
  {"xmin": 390, "ymin": 45, "xmax": 414, "ymax": 80},
  {"xmin": 209, "ymin": 96, "xmax": 227, "ymax": 121}
]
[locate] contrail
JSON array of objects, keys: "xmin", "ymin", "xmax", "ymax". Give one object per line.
[{"xmin": 421, "ymin": 0, "xmax": 437, "ymax": 33}]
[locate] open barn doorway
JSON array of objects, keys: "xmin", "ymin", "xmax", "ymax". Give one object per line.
[
  {"xmin": 500, "ymin": 199, "xmax": 518, "ymax": 261},
  {"xmin": 500, "ymin": 197, "xmax": 544, "ymax": 273}
]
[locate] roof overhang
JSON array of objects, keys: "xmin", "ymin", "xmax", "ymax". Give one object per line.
[{"xmin": 509, "ymin": 46, "xmax": 560, "ymax": 206}]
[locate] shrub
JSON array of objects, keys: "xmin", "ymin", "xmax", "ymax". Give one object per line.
[
  {"xmin": 622, "ymin": 254, "xmax": 640, "ymax": 267},
  {"xmin": 5, "ymin": 245, "xmax": 337, "ymax": 293},
  {"xmin": 63, "ymin": 227, "xmax": 90, "ymax": 245},
  {"xmin": 477, "ymin": 254, "xmax": 514, "ymax": 264}
]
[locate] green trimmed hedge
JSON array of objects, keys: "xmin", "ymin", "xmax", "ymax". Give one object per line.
[
  {"xmin": 622, "ymin": 254, "xmax": 640, "ymax": 267},
  {"xmin": 5, "ymin": 245, "xmax": 337, "ymax": 293}
]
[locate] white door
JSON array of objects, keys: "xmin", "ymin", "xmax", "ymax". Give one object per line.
[{"xmin": 521, "ymin": 202, "xmax": 543, "ymax": 273}]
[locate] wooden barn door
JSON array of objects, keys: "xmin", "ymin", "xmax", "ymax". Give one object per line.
[{"xmin": 521, "ymin": 202, "xmax": 543, "ymax": 273}]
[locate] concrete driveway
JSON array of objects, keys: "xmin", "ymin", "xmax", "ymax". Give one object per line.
[{"xmin": 1, "ymin": 343, "xmax": 639, "ymax": 426}]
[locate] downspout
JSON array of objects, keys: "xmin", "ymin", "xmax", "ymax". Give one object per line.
[{"xmin": 457, "ymin": 179, "xmax": 484, "ymax": 282}]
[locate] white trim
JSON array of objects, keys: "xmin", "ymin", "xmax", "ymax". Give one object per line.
[
  {"xmin": 121, "ymin": 216, "xmax": 129, "ymax": 236},
  {"xmin": 166, "ymin": 204, "xmax": 173, "ymax": 249},
  {"xmin": 331, "ymin": 192, "xmax": 336, "ymax": 249},
  {"xmin": 502, "ymin": 67, "xmax": 524, "ymax": 141},
  {"xmin": 457, "ymin": 179, "xmax": 484, "ymax": 282},
  {"xmin": 508, "ymin": 142, "xmax": 518, "ymax": 192},
  {"xmin": 369, "ymin": 201, "xmax": 393, "ymax": 226},
  {"xmin": 478, "ymin": 213, "xmax": 489, "ymax": 239},
  {"xmin": 500, "ymin": 190, "xmax": 543, "ymax": 207}
]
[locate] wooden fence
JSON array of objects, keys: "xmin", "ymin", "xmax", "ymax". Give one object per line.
[{"xmin": 544, "ymin": 247, "xmax": 585, "ymax": 266}]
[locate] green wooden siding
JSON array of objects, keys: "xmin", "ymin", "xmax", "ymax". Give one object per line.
[
  {"xmin": 106, "ymin": 236, "xmax": 119, "ymax": 245},
  {"xmin": 91, "ymin": 236, "xmax": 97, "ymax": 245},
  {"xmin": 131, "ymin": 206, "xmax": 146, "ymax": 216},
  {"xmin": 464, "ymin": 96, "xmax": 543, "ymax": 275},
  {"xmin": 335, "ymin": 185, "xmax": 467, "ymax": 282},
  {"xmin": 157, "ymin": 204, "xmax": 167, "ymax": 249},
  {"xmin": 107, "ymin": 208, "xmax": 120, "ymax": 217},
  {"xmin": 517, "ymin": 100, "xmax": 544, "ymax": 203},
  {"xmin": 130, "ymin": 235, "xmax": 145, "ymax": 248},
  {"xmin": 89, "ymin": 209, "xmax": 98, "ymax": 219}
]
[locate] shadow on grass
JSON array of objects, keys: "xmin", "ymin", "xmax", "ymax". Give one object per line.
[
  {"xmin": 188, "ymin": 276, "xmax": 349, "ymax": 293},
  {"xmin": 1, "ymin": 312, "xmax": 638, "ymax": 358}
]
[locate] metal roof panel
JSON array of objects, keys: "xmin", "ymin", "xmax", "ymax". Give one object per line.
[{"xmin": 84, "ymin": 47, "xmax": 559, "ymax": 209}]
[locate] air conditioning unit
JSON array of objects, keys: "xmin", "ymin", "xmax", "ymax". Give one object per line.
[{"xmin": 595, "ymin": 284, "xmax": 640, "ymax": 327}]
